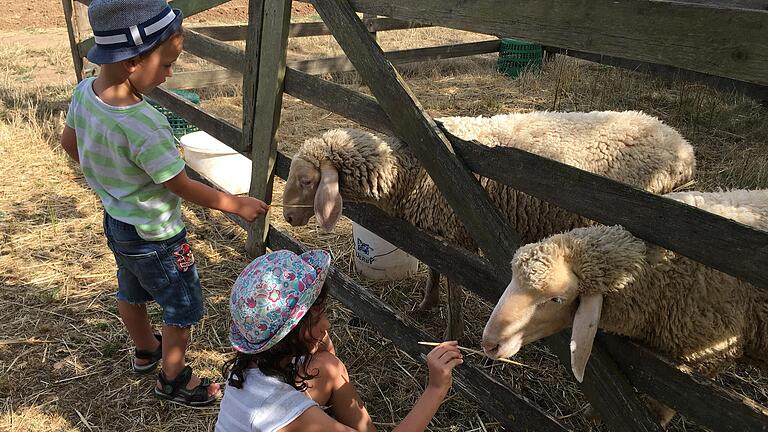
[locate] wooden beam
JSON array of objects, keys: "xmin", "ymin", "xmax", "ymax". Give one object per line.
[
  {"xmin": 288, "ymin": 40, "xmax": 499, "ymax": 74},
  {"xmin": 62, "ymin": 0, "xmax": 85, "ymax": 82},
  {"xmin": 343, "ymin": 0, "xmax": 768, "ymax": 86},
  {"xmin": 678, "ymin": 0, "xmax": 768, "ymax": 10},
  {"xmin": 598, "ymin": 333, "xmax": 768, "ymax": 432},
  {"xmin": 184, "ymin": 30, "xmax": 495, "ymax": 78},
  {"xmin": 242, "ymin": 0, "xmax": 293, "ymax": 257},
  {"xmin": 546, "ymin": 332, "xmax": 663, "ymax": 431},
  {"xmin": 266, "ymin": 227, "xmax": 570, "ymax": 432},
  {"xmin": 545, "ymin": 48, "xmax": 768, "ymax": 101},
  {"xmin": 284, "ymin": 67, "xmax": 395, "ymax": 134},
  {"xmin": 312, "ymin": 0, "xmax": 519, "ymax": 272},
  {"xmin": 447, "ymin": 134, "xmax": 768, "ymax": 291},
  {"xmin": 182, "ymin": 29, "xmax": 244, "ymax": 71},
  {"xmin": 164, "ymin": 69, "xmax": 241, "ymax": 89},
  {"xmin": 191, "ymin": 18, "xmax": 429, "ymax": 41}
]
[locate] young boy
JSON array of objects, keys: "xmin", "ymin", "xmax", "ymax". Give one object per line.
[{"xmin": 60, "ymin": 0, "xmax": 268, "ymax": 406}]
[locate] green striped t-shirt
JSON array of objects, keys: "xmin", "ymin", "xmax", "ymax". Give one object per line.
[{"xmin": 65, "ymin": 78, "xmax": 186, "ymax": 241}]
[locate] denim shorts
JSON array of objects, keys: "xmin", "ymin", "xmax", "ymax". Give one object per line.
[{"xmin": 103, "ymin": 212, "xmax": 204, "ymax": 327}]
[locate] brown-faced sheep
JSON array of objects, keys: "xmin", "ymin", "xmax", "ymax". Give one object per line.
[
  {"xmin": 481, "ymin": 189, "xmax": 768, "ymax": 424},
  {"xmin": 283, "ymin": 111, "xmax": 696, "ymax": 339}
]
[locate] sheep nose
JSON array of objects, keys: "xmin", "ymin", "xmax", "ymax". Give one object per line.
[{"xmin": 482, "ymin": 341, "xmax": 500, "ymax": 358}]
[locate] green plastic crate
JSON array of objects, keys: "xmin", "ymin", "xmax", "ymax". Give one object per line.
[
  {"xmin": 147, "ymin": 89, "xmax": 200, "ymax": 140},
  {"xmin": 496, "ymin": 38, "xmax": 543, "ymax": 78}
]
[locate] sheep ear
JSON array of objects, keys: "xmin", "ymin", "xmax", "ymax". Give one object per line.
[
  {"xmin": 314, "ymin": 161, "xmax": 343, "ymax": 232},
  {"xmin": 570, "ymin": 293, "xmax": 603, "ymax": 383}
]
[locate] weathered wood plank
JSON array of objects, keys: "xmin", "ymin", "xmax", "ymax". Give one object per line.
[
  {"xmin": 288, "ymin": 40, "xmax": 499, "ymax": 74},
  {"xmin": 182, "ymin": 29, "xmax": 244, "ymax": 71},
  {"xmin": 546, "ymin": 332, "xmax": 663, "ymax": 431},
  {"xmin": 281, "ymin": 69, "xmax": 768, "ymax": 291},
  {"xmin": 679, "ymin": 0, "xmax": 768, "ymax": 10},
  {"xmin": 191, "ymin": 18, "xmax": 429, "ymax": 41},
  {"xmin": 344, "ymin": 0, "xmax": 768, "ymax": 86},
  {"xmin": 183, "ymin": 30, "xmax": 494, "ymax": 78},
  {"xmin": 447, "ymin": 134, "xmax": 768, "ymax": 291},
  {"xmin": 148, "ymin": 87, "xmax": 244, "ymax": 152},
  {"xmin": 313, "ymin": 0, "xmax": 519, "ymax": 272},
  {"xmin": 284, "ymin": 67, "xmax": 395, "ymax": 134},
  {"xmin": 267, "ymin": 226, "xmax": 570, "ymax": 432},
  {"xmin": 545, "ymin": 48, "xmax": 768, "ymax": 101},
  {"xmin": 242, "ymin": 0, "xmax": 293, "ymax": 257},
  {"xmin": 62, "ymin": 0, "xmax": 85, "ymax": 82},
  {"xmin": 599, "ymin": 333, "xmax": 768, "ymax": 432},
  {"xmin": 164, "ymin": 68, "xmax": 241, "ymax": 89}
]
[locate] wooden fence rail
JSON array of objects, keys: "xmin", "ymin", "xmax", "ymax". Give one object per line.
[
  {"xmin": 340, "ymin": 0, "xmax": 768, "ymax": 86},
  {"xmin": 192, "ymin": 17, "xmax": 429, "ymax": 41}
]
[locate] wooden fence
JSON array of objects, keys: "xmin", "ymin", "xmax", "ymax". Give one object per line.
[{"xmin": 64, "ymin": 0, "xmax": 768, "ymax": 430}]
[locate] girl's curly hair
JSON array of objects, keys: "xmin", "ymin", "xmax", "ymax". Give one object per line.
[{"xmin": 221, "ymin": 284, "xmax": 329, "ymax": 391}]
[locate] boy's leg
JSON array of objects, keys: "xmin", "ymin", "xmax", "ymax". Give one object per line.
[
  {"xmin": 305, "ymin": 352, "xmax": 374, "ymax": 432},
  {"xmin": 160, "ymin": 325, "xmax": 220, "ymax": 397},
  {"xmin": 118, "ymin": 301, "xmax": 161, "ymax": 365}
]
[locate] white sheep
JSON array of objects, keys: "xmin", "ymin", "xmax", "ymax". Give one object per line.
[
  {"xmin": 282, "ymin": 110, "xmax": 696, "ymax": 338},
  {"xmin": 481, "ymin": 189, "xmax": 768, "ymax": 425}
]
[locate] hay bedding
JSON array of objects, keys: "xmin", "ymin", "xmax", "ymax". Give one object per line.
[{"xmin": 1, "ymin": 25, "xmax": 767, "ymax": 432}]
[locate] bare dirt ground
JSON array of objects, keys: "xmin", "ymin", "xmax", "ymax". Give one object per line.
[
  {"xmin": 0, "ymin": 0, "xmax": 315, "ymax": 31},
  {"xmin": 1, "ymin": 1, "xmax": 767, "ymax": 432}
]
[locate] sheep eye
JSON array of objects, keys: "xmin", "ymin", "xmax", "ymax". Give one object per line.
[
  {"xmin": 299, "ymin": 178, "xmax": 314, "ymax": 187},
  {"xmin": 550, "ymin": 297, "xmax": 565, "ymax": 304}
]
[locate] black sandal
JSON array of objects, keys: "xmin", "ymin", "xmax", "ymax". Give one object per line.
[
  {"xmin": 132, "ymin": 334, "xmax": 162, "ymax": 374},
  {"xmin": 155, "ymin": 366, "xmax": 219, "ymax": 407}
]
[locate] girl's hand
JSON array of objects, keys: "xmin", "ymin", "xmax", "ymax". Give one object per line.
[
  {"xmin": 425, "ymin": 341, "xmax": 463, "ymax": 393},
  {"xmin": 236, "ymin": 196, "xmax": 270, "ymax": 221}
]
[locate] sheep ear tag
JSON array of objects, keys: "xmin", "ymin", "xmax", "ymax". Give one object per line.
[
  {"xmin": 315, "ymin": 162, "xmax": 343, "ymax": 233},
  {"xmin": 570, "ymin": 293, "xmax": 603, "ymax": 383}
]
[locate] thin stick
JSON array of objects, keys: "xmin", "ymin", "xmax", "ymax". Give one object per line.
[
  {"xmin": 417, "ymin": 341, "xmax": 531, "ymax": 368},
  {"xmin": 269, "ymin": 203, "xmax": 314, "ymax": 208},
  {"xmin": 0, "ymin": 338, "xmax": 52, "ymax": 346}
]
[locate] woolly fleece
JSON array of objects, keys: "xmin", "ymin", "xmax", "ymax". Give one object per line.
[
  {"xmin": 512, "ymin": 189, "xmax": 768, "ymax": 375},
  {"xmin": 292, "ymin": 111, "xmax": 696, "ymax": 250}
]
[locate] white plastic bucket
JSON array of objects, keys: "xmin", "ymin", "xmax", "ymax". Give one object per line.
[
  {"xmin": 351, "ymin": 222, "xmax": 419, "ymax": 280},
  {"xmin": 179, "ymin": 131, "xmax": 252, "ymax": 195}
]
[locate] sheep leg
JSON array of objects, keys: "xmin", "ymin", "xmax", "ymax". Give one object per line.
[
  {"xmin": 444, "ymin": 278, "xmax": 464, "ymax": 341},
  {"xmin": 417, "ymin": 267, "xmax": 441, "ymax": 311}
]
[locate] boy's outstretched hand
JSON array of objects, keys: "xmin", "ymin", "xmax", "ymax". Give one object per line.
[
  {"xmin": 425, "ymin": 341, "xmax": 463, "ymax": 393},
  {"xmin": 236, "ymin": 196, "xmax": 270, "ymax": 221}
]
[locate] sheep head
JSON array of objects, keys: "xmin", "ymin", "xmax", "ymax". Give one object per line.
[
  {"xmin": 482, "ymin": 225, "xmax": 646, "ymax": 382},
  {"xmin": 283, "ymin": 145, "xmax": 342, "ymax": 232},
  {"xmin": 283, "ymin": 129, "xmax": 403, "ymax": 232}
]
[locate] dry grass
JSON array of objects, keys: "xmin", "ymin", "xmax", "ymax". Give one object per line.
[{"xmin": 1, "ymin": 22, "xmax": 767, "ymax": 432}]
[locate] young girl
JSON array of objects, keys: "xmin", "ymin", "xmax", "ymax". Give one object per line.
[{"xmin": 215, "ymin": 249, "xmax": 463, "ymax": 432}]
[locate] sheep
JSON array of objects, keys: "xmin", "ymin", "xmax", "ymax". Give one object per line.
[
  {"xmin": 282, "ymin": 110, "xmax": 696, "ymax": 339},
  {"xmin": 481, "ymin": 189, "xmax": 768, "ymax": 425}
]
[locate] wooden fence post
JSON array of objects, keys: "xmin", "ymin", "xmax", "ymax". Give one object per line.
[
  {"xmin": 61, "ymin": 0, "xmax": 87, "ymax": 82},
  {"xmin": 242, "ymin": 0, "xmax": 293, "ymax": 258}
]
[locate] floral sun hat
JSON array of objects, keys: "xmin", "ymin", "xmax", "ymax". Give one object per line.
[{"xmin": 230, "ymin": 249, "xmax": 331, "ymax": 354}]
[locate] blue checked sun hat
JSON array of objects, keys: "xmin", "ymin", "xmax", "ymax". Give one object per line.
[
  {"xmin": 230, "ymin": 250, "xmax": 331, "ymax": 354},
  {"xmin": 87, "ymin": 0, "xmax": 183, "ymax": 64}
]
